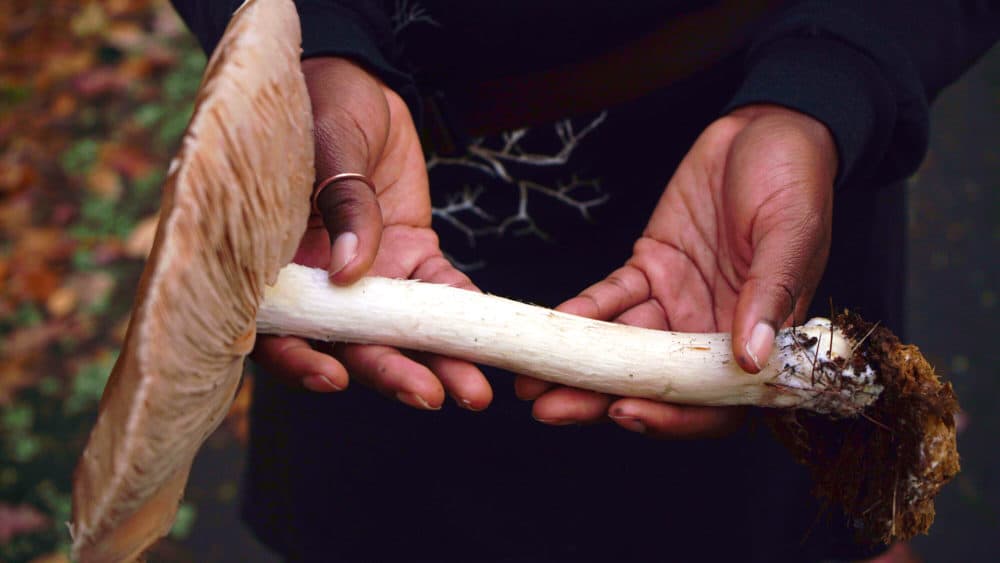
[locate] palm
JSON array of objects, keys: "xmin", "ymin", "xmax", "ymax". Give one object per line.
[{"xmin": 610, "ymin": 126, "xmax": 749, "ymax": 335}]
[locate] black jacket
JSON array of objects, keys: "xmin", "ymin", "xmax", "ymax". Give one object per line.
[
  {"xmin": 173, "ymin": 0, "xmax": 999, "ymax": 189},
  {"xmin": 169, "ymin": 2, "xmax": 998, "ymax": 561}
]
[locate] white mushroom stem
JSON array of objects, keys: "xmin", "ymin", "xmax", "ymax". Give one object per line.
[{"xmin": 257, "ymin": 264, "xmax": 883, "ymax": 417}]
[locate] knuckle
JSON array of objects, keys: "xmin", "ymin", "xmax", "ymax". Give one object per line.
[{"xmin": 318, "ymin": 185, "xmax": 374, "ymax": 221}]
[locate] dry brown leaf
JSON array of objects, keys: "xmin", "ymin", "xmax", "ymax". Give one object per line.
[
  {"xmin": 1, "ymin": 321, "xmax": 63, "ymax": 363},
  {"xmin": 46, "ymin": 285, "xmax": 79, "ymax": 317},
  {"xmin": 42, "ymin": 51, "xmax": 94, "ymax": 84},
  {"xmin": 86, "ymin": 166, "xmax": 123, "ymax": 199},
  {"xmin": 124, "ymin": 213, "xmax": 159, "ymax": 258},
  {"xmin": 0, "ymin": 364, "xmax": 35, "ymax": 406},
  {"xmin": 30, "ymin": 552, "xmax": 71, "ymax": 563},
  {"xmin": 20, "ymin": 268, "xmax": 61, "ymax": 302},
  {"xmin": 70, "ymin": 2, "xmax": 108, "ymax": 38},
  {"xmin": 15, "ymin": 228, "xmax": 65, "ymax": 258},
  {"xmin": 0, "ymin": 158, "xmax": 37, "ymax": 193},
  {"xmin": 49, "ymin": 93, "xmax": 78, "ymax": 119},
  {"xmin": 105, "ymin": 21, "xmax": 147, "ymax": 50},
  {"xmin": 0, "ymin": 193, "xmax": 33, "ymax": 234},
  {"xmin": 73, "ymin": 66, "xmax": 128, "ymax": 98},
  {"xmin": 101, "ymin": 143, "xmax": 154, "ymax": 179},
  {"xmin": 0, "ymin": 502, "xmax": 50, "ymax": 544},
  {"xmin": 226, "ymin": 371, "xmax": 255, "ymax": 445},
  {"xmin": 69, "ymin": 271, "xmax": 115, "ymax": 310}
]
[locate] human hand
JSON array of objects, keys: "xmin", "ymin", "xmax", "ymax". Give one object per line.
[
  {"xmin": 252, "ymin": 57, "xmax": 492, "ymax": 411},
  {"xmin": 516, "ymin": 104, "xmax": 838, "ymax": 437}
]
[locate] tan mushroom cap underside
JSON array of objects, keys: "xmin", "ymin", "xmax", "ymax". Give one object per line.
[{"xmin": 70, "ymin": 1, "xmax": 314, "ymax": 560}]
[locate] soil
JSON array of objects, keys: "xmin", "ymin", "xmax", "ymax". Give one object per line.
[{"xmin": 769, "ymin": 311, "xmax": 960, "ymax": 544}]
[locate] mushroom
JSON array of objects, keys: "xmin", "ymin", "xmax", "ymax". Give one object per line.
[
  {"xmin": 70, "ymin": 0, "xmax": 960, "ymax": 559},
  {"xmin": 257, "ymin": 265, "xmax": 960, "ymax": 544},
  {"xmin": 69, "ymin": 0, "xmax": 313, "ymax": 560}
]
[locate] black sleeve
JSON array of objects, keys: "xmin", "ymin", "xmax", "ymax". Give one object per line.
[
  {"xmin": 725, "ymin": 0, "xmax": 1000, "ymax": 189},
  {"xmin": 169, "ymin": 0, "xmax": 419, "ymax": 117}
]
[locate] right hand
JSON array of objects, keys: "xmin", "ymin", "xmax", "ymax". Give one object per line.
[
  {"xmin": 516, "ymin": 105, "xmax": 837, "ymax": 437},
  {"xmin": 252, "ymin": 57, "xmax": 493, "ymax": 412}
]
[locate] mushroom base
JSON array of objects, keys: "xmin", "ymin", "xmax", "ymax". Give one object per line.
[{"xmin": 768, "ymin": 311, "xmax": 960, "ymax": 544}]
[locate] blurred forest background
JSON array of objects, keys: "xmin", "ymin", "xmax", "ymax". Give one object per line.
[{"xmin": 0, "ymin": 1, "xmax": 996, "ymax": 562}]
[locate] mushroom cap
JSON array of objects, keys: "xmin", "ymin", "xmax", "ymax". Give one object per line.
[{"xmin": 70, "ymin": 0, "xmax": 314, "ymax": 560}]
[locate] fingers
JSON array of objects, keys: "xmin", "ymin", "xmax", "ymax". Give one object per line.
[
  {"xmin": 531, "ymin": 387, "xmax": 613, "ymax": 425},
  {"xmin": 514, "ymin": 376, "xmax": 554, "ymax": 401},
  {"xmin": 331, "ymin": 345, "xmax": 488, "ymax": 411},
  {"xmin": 338, "ymin": 343, "xmax": 446, "ymax": 410},
  {"xmin": 416, "ymin": 353, "xmax": 493, "ymax": 411},
  {"xmin": 608, "ymin": 399, "xmax": 746, "ymax": 439},
  {"xmin": 316, "ymin": 178, "xmax": 384, "ymax": 284},
  {"xmin": 521, "ymin": 386, "xmax": 745, "ymax": 438},
  {"xmin": 556, "ymin": 265, "xmax": 650, "ymax": 320},
  {"xmin": 614, "ymin": 299, "xmax": 670, "ymax": 331},
  {"xmin": 252, "ymin": 335, "xmax": 349, "ymax": 392}
]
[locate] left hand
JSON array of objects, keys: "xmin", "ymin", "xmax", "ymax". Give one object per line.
[
  {"xmin": 252, "ymin": 57, "xmax": 492, "ymax": 411},
  {"xmin": 515, "ymin": 104, "xmax": 838, "ymax": 438}
]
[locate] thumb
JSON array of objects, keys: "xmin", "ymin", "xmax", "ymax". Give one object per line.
[
  {"xmin": 302, "ymin": 57, "xmax": 391, "ymax": 285},
  {"xmin": 315, "ymin": 174, "xmax": 383, "ymax": 284},
  {"xmin": 722, "ymin": 107, "xmax": 836, "ymax": 374},
  {"xmin": 731, "ymin": 214, "xmax": 827, "ymax": 374}
]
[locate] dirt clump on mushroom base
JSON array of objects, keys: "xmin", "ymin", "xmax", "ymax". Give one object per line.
[{"xmin": 768, "ymin": 310, "xmax": 960, "ymax": 544}]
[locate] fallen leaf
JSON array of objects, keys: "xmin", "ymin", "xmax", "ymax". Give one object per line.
[
  {"xmin": 42, "ymin": 51, "xmax": 94, "ymax": 84},
  {"xmin": 118, "ymin": 56, "xmax": 157, "ymax": 83},
  {"xmin": 49, "ymin": 93, "xmax": 78, "ymax": 119},
  {"xmin": 0, "ymin": 502, "xmax": 49, "ymax": 544},
  {"xmin": 124, "ymin": 213, "xmax": 159, "ymax": 258},
  {"xmin": 70, "ymin": 2, "xmax": 108, "ymax": 38},
  {"xmin": 0, "ymin": 364, "xmax": 36, "ymax": 406},
  {"xmin": 30, "ymin": 552, "xmax": 71, "ymax": 563},
  {"xmin": 0, "ymin": 192, "xmax": 33, "ymax": 234},
  {"xmin": 102, "ymin": 143, "xmax": 154, "ymax": 179},
  {"xmin": 73, "ymin": 66, "xmax": 128, "ymax": 98},
  {"xmin": 92, "ymin": 240, "xmax": 125, "ymax": 265},
  {"xmin": 226, "ymin": 371, "xmax": 254, "ymax": 445},
  {"xmin": 67, "ymin": 270, "xmax": 115, "ymax": 311},
  {"xmin": 105, "ymin": 21, "xmax": 147, "ymax": 51},
  {"xmin": 15, "ymin": 228, "xmax": 66, "ymax": 259},
  {"xmin": 85, "ymin": 166, "xmax": 123, "ymax": 199},
  {"xmin": 1, "ymin": 322, "xmax": 64, "ymax": 365},
  {"xmin": 0, "ymin": 158, "xmax": 37, "ymax": 193},
  {"xmin": 50, "ymin": 202, "xmax": 77, "ymax": 226},
  {"xmin": 19, "ymin": 268, "xmax": 61, "ymax": 302},
  {"xmin": 46, "ymin": 286, "xmax": 78, "ymax": 318}
]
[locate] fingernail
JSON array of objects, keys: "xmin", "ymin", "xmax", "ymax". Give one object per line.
[
  {"xmin": 303, "ymin": 374, "xmax": 342, "ymax": 393},
  {"xmin": 609, "ymin": 414, "xmax": 646, "ymax": 434},
  {"xmin": 534, "ymin": 417, "xmax": 575, "ymax": 426},
  {"xmin": 746, "ymin": 322, "xmax": 776, "ymax": 371},
  {"xmin": 329, "ymin": 232, "xmax": 358, "ymax": 277},
  {"xmin": 396, "ymin": 392, "xmax": 440, "ymax": 411},
  {"xmin": 457, "ymin": 397, "xmax": 484, "ymax": 411}
]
